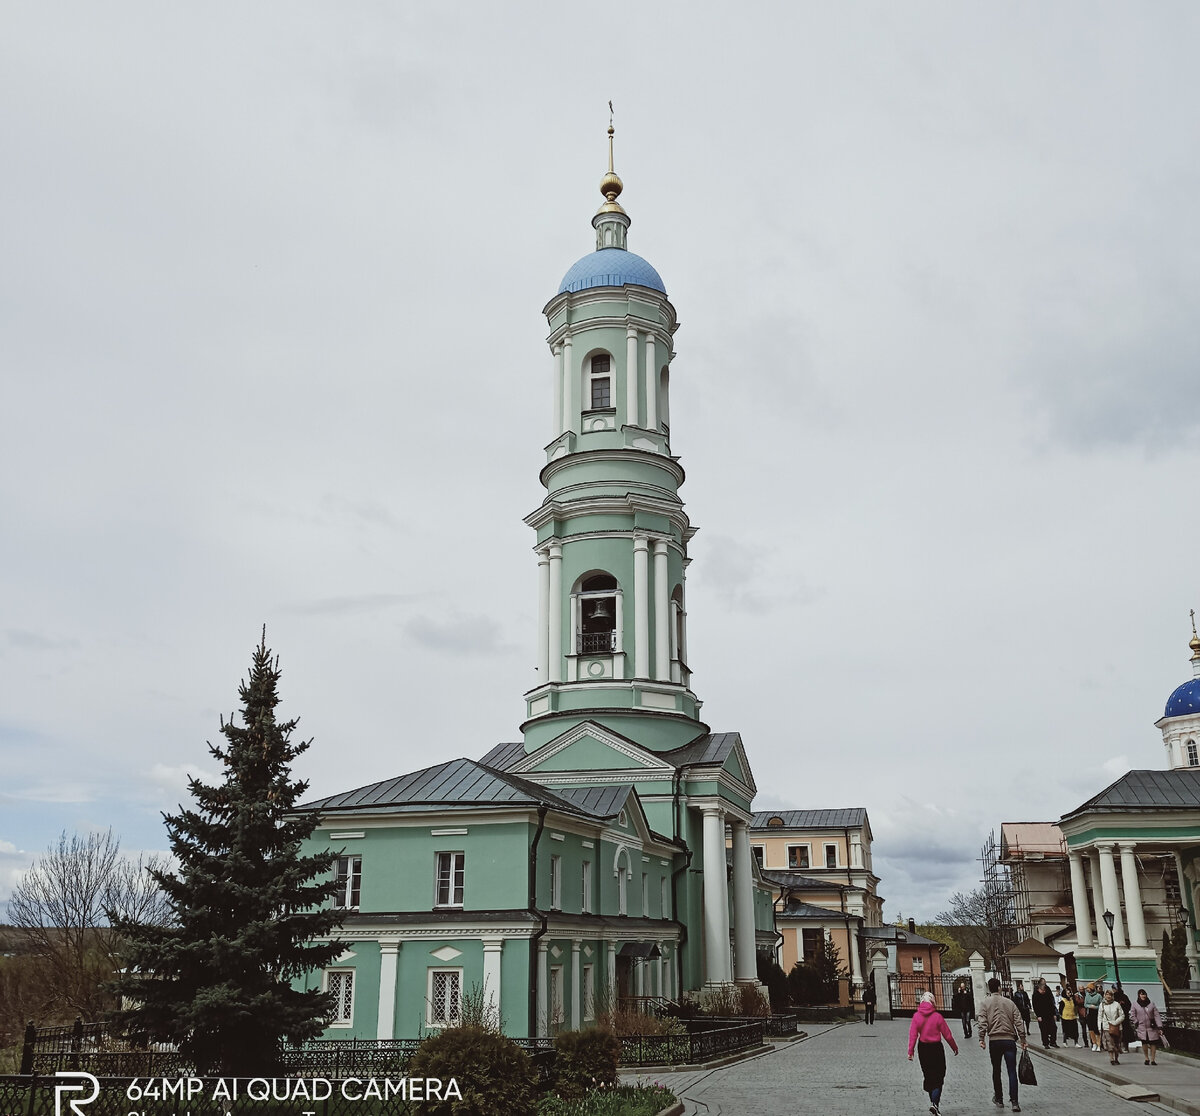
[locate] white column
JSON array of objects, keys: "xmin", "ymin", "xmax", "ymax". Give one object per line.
[
  {"xmin": 614, "ymin": 591, "xmax": 625, "ymax": 655},
  {"xmin": 537, "ymin": 939, "xmax": 549, "ymax": 1037},
  {"xmin": 607, "ymin": 941, "xmax": 618, "ymax": 1006},
  {"xmin": 570, "ymin": 940, "xmax": 582, "ymax": 1029},
  {"xmin": 847, "ymin": 924, "xmax": 863, "ymax": 985},
  {"xmin": 1097, "ymin": 843, "xmax": 1126, "ymax": 948},
  {"xmin": 562, "ymin": 336, "xmax": 575, "ymax": 434},
  {"xmin": 482, "ymin": 937, "xmax": 503, "ymax": 1021},
  {"xmin": 536, "ymin": 549, "xmax": 550, "ymax": 681},
  {"xmin": 702, "ymin": 806, "xmax": 731, "ymax": 983},
  {"xmin": 653, "ymin": 539, "xmax": 670, "ymax": 681},
  {"xmin": 552, "ymin": 342, "xmax": 563, "ymax": 439},
  {"xmin": 1088, "ymin": 852, "xmax": 1109, "ymax": 948},
  {"xmin": 1119, "ymin": 842, "xmax": 1148, "ymax": 948},
  {"xmin": 656, "ymin": 941, "xmax": 665, "ymax": 998},
  {"xmin": 376, "ymin": 941, "xmax": 399, "ymax": 1039},
  {"xmin": 850, "ymin": 834, "xmax": 863, "ymax": 869},
  {"xmin": 644, "ymin": 334, "xmax": 658, "ymax": 430},
  {"xmin": 1069, "ymin": 851, "xmax": 1093, "ymax": 948},
  {"xmin": 1176, "ymin": 853, "xmax": 1199, "ymax": 983},
  {"xmin": 633, "ymin": 535, "xmax": 649, "ymax": 678},
  {"xmin": 634, "ymin": 957, "xmax": 644, "ymax": 996},
  {"xmin": 548, "ymin": 543, "xmax": 562, "ymax": 683},
  {"xmin": 625, "ymin": 327, "xmax": 639, "ymax": 427},
  {"xmin": 669, "ymin": 599, "xmax": 681, "ymax": 683},
  {"xmin": 731, "ymin": 820, "xmax": 757, "ymax": 982}
]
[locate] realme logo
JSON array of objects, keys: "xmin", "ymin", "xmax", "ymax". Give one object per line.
[{"xmin": 54, "ymin": 1072, "xmax": 99, "ymax": 1116}]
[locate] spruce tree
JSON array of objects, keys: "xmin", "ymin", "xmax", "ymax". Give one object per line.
[{"xmin": 115, "ymin": 634, "xmax": 344, "ymax": 1075}]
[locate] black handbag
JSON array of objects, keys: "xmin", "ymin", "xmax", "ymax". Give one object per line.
[{"xmin": 1018, "ymin": 1049, "xmax": 1038, "ymax": 1086}]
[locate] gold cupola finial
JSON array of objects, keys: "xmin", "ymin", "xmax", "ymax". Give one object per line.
[
  {"xmin": 597, "ymin": 100, "xmax": 626, "ymax": 216},
  {"xmin": 1190, "ymin": 608, "xmax": 1200, "ymax": 661}
]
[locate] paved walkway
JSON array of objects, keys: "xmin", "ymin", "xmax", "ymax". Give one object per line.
[{"xmin": 626, "ymin": 1019, "xmax": 1200, "ymax": 1116}]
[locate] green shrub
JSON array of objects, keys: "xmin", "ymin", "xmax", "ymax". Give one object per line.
[
  {"xmin": 756, "ymin": 953, "xmax": 790, "ymax": 1012},
  {"xmin": 552, "ymin": 1027, "xmax": 621, "ymax": 1097},
  {"xmin": 408, "ymin": 1024, "xmax": 537, "ymax": 1116}
]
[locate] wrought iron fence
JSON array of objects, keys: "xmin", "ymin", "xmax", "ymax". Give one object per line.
[
  {"xmin": 888, "ymin": 972, "xmax": 960, "ymax": 1015},
  {"xmin": 617, "ymin": 1020, "xmax": 764, "ymax": 1067}
]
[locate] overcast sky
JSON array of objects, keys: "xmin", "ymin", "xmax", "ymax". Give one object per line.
[{"xmin": 3, "ymin": 2, "xmax": 1199, "ymax": 922}]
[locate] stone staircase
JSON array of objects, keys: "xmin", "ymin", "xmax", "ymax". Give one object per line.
[{"xmin": 1165, "ymin": 988, "xmax": 1200, "ymax": 1020}]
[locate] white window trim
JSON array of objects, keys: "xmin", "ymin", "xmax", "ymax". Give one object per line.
[
  {"xmin": 334, "ymin": 854, "xmax": 362, "ymax": 910},
  {"xmin": 584, "ymin": 352, "xmax": 614, "ymax": 412},
  {"xmin": 325, "ymin": 968, "xmax": 355, "ymax": 1028},
  {"xmin": 824, "ymin": 843, "xmax": 839, "ymax": 869},
  {"xmin": 660, "ymin": 876, "xmax": 669, "ymax": 919},
  {"xmin": 582, "ymin": 861, "xmax": 592, "ymax": 914},
  {"xmin": 426, "ymin": 967, "xmax": 463, "ymax": 1028},
  {"xmin": 787, "ymin": 843, "xmax": 811, "ymax": 870},
  {"xmin": 549, "ymin": 964, "xmax": 565, "ymax": 1025},
  {"xmin": 618, "ymin": 866, "xmax": 628, "ymax": 916},
  {"xmin": 751, "ymin": 844, "xmax": 765, "ymax": 867},
  {"xmin": 435, "ymin": 851, "xmax": 465, "ymax": 908},
  {"xmin": 641, "ymin": 872, "xmax": 648, "ymax": 916},
  {"xmin": 583, "ymin": 963, "xmax": 595, "ymax": 1020},
  {"xmin": 550, "ymin": 854, "xmax": 562, "ymax": 911}
]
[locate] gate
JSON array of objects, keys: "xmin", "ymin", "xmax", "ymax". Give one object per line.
[{"xmin": 888, "ymin": 972, "xmax": 964, "ymax": 1016}]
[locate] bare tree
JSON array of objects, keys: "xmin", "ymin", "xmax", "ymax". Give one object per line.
[{"xmin": 6, "ymin": 830, "xmax": 170, "ymax": 1020}]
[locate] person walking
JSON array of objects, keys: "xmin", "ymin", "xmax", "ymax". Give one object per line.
[
  {"xmin": 952, "ymin": 980, "xmax": 975, "ymax": 1037},
  {"xmin": 862, "ymin": 981, "xmax": 877, "ymax": 1025},
  {"xmin": 1012, "ymin": 980, "xmax": 1032, "ymax": 1033},
  {"xmin": 1084, "ymin": 982, "xmax": 1103, "ymax": 1050},
  {"xmin": 909, "ymin": 991, "xmax": 959, "ymax": 1115},
  {"xmin": 1059, "ymin": 984, "xmax": 1080, "ymax": 1048},
  {"xmin": 1130, "ymin": 989, "xmax": 1164, "ymax": 1065},
  {"xmin": 979, "ymin": 977, "xmax": 1029, "ymax": 1113},
  {"xmin": 1032, "ymin": 978, "xmax": 1059, "ymax": 1047},
  {"xmin": 1098, "ymin": 988, "xmax": 1125, "ymax": 1065}
]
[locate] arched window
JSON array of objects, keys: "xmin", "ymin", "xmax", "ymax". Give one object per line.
[
  {"xmin": 1188, "ymin": 740, "xmax": 1198, "ymax": 767},
  {"xmin": 578, "ymin": 573, "xmax": 618, "ymax": 654},
  {"xmin": 587, "ymin": 354, "xmax": 612, "ymax": 411}
]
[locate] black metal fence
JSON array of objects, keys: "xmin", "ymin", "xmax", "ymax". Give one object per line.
[
  {"xmin": 888, "ymin": 972, "xmax": 961, "ymax": 1015},
  {"xmin": 617, "ymin": 1020, "xmax": 764, "ymax": 1067}
]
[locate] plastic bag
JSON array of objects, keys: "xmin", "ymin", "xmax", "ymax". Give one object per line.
[{"xmin": 1018, "ymin": 1049, "xmax": 1038, "ymax": 1086}]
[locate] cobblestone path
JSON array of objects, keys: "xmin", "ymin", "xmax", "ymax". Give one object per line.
[{"xmin": 627, "ymin": 1018, "xmax": 1189, "ymax": 1116}]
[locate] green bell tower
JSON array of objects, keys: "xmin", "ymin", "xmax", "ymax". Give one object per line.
[{"xmin": 522, "ymin": 125, "xmax": 709, "ymax": 754}]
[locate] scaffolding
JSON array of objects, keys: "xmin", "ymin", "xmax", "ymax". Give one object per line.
[{"xmin": 980, "ymin": 830, "xmax": 1019, "ymax": 980}]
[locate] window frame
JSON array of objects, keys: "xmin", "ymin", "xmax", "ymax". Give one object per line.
[
  {"xmin": 787, "ymin": 844, "xmax": 811, "ymax": 870},
  {"xmin": 618, "ymin": 865, "xmax": 628, "ymax": 916},
  {"xmin": 586, "ymin": 353, "xmax": 613, "ymax": 412},
  {"xmin": 751, "ymin": 844, "xmax": 765, "ymax": 868},
  {"xmin": 550, "ymin": 853, "xmax": 562, "ymax": 911},
  {"xmin": 333, "ymin": 854, "xmax": 362, "ymax": 910},
  {"xmin": 581, "ymin": 860, "xmax": 592, "ymax": 914},
  {"xmin": 549, "ymin": 964, "xmax": 565, "ymax": 1026},
  {"xmin": 582, "ymin": 963, "xmax": 595, "ymax": 1020},
  {"xmin": 426, "ymin": 967, "xmax": 463, "ymax": 1028},
  {"xmin": 660, "ymin": 876, "xmax": 669, "ymax": 919},
  {"xmin": 824, "ymin": 843, "xmax": 838, "ymax": 869},
  {"xmin": 325, "ymin": 968, "xmax": 355, "ymax": 1028},
  {"xmin": 434, "ymin": 851, "xmax": 465, "ymax": 908},
  {"xmin": 1188, "ymin": 740, "xmax": 1198, "ymax": 767}
]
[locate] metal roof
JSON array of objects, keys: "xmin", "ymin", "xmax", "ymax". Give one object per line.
[
  {"xmin": 554, "ymin": 785, "xmax": 632, "ymax": 818},
  {"xmin": 751, "ymin": 809, "xmax": 868, "ymax": 830},
  {"xmin": 861, "ymin": 926, "xmax": 944, "ymax": 948},
  {"xmin": 1062, "ymin": 769, "xmax": 1200, "ymax": 820},
  {"xmin": 760, "ymin": 870, "xmax": 847, "ymax": 891},
  {"xmin": 298, "ymin": 757, "xmax": 606, "ymax": 818},
  {"xmin": 777, "ymin": 900, "xmax": 848, "ymax": 920},
  {"xmin": 478, "ymin": 741, "xmax": 525, "ymax": 770},
  {"xmin": 664, "ymin": 732, "xmax": 743, "ymax": 768},
  {"xmin": 1006, "ymin": 936, "xmax": 1063, "ymax": 958}
]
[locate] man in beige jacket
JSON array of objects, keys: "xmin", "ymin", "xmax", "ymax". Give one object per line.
[{"xmin": 978, "ymin": 978, "xmax": 1029, "ymax": 1112}]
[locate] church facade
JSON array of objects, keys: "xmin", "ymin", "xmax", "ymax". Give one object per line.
[{"xmin": 293, "ymin": 134, "xmax": 778, "ymax": 1040}]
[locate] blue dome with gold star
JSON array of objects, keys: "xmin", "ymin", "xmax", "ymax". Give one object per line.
[
  {"xmin": 558, "ymin": 248, "xmax": 666, "ymax": 295},
  {"xmin": 1166, "ymin": 679, "xmax": 1200, "ymax": 718}
]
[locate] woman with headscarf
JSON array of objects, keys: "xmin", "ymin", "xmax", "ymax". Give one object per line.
[
  {"xmin": 1129, "ymin": 989, "xmax": 1164, "ymax": 1065},
  {"xmin": 908, "ymin": 991, "xmax": 959, "ymax": 1115},
  {"xmin": 1084, "ymin": 982, "xmax": 1103, "ymax": 1050}
]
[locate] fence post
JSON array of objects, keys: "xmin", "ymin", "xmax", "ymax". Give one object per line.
[
  {"xmin": 20, "ymin": 1022, "xmax": 36, "ymax": 1075},
  {"xmin": 26, "ymin": 1074, "xmax": 38, "ymax": 1116}
]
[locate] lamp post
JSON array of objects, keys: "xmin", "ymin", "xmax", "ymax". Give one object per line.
[{"xmin": 1103, "ymin": 910, "xmax": 1121, "ymax": 990}]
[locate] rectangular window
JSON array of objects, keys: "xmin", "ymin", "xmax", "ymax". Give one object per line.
[
  {"xmin": 590, "ymin": 355, "xmax": 611, "ymax": 409},
  {"xmin": 788, "ymin": 845, "xmax": 810, "ymax": 870},
  {"xmin": 1189, "ymin": 741, "xmax": 1198, "ymax": 767},
  {"xmin": 326, "ymin": 969, "xmax": 354, "ymax": 1026},
  {"xmin": 825, "ymin": 844, "xmax": 838, "ymax": 869},
  {"xmin": 428, "ymin": 968, "xmax": 462, "ymax": 1027},
  {"xmin": 334, "ymin": 855, "xmax": 362, "ymax": 909},
  {"xmin": 912, "ymin": 957, "xmax": 924, "ymax": 972},
  {"xmin": 618, "ymin": 867, "xmax": 628, "ymax": 915},
  {"xmin": 583, "ymin": 964, "xmax": 595, "ymax": 1020},
  {"xmin": 549, "ymin": 965, "xmax": 565, "ymax": 1025},
  {"xmin": 435, "ymin": 852, "xmax": 465, "ymax": 907},
  {"xmin": 751, "ymin": 844, "xmax": 765, "ymax": 868},
  {"xmin": 801, "ymin": 928, "xmax": 824, "ymax": 960},
  {"xmin": 641, "ymin": 872, "xmax": 648, "ymax": 916},
  {"xmin": 660, "ymin": 876, "xmax": 669, "ymax": 919},
  {"xmin": 550, "ymin": 854, "xmax": 562, "ymax": 910},
  {"xmin": 582, "ymin": 861, "xmax": 592, "ymax": 913}
]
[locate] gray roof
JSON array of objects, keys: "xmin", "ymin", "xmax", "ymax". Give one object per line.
[
  {"xmin": 554, "ymin": 785, "xmax": 633, "ymax": 818},
  {"xmin": 482, "ymin": 730, "xmax": 745, "ymax": 774},
  {"xmin": 1062, "ymin": 769, "xmax": 1200, "ymax": 820},
  {"xmin": 298, "ymin": 757, "xmax": 613, "ymax": 819},
  {"xmin": 479, "ymin": 741, "xmax": 525, "ymax": 770},
  {"xmin": 862, "ymin": 925, "xmax": 944, "ymax": 948},
  {"xmin": 761, "ymin": 870, "xmax": 847, "ymax": 891},
  {"xmin": 778, "ymin": 900, "xmax": 851, "ymax": 920},
  {"xmin": 751, "ymin": 809, "xmax": 868, "ymax": 830}
]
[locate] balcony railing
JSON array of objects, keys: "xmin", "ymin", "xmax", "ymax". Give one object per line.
[{"xmin": 578, "ymin": 631, "xmax": 616, "ymax": 654}]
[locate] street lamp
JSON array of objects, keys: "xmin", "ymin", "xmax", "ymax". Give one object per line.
[
  {"xmin": 1178, "ymin": 906, "xmax": 1192, "ymax": 929},
  {"xmin": 1103, "ymin": 910, "xmax": 1121, "ymax": 990}
]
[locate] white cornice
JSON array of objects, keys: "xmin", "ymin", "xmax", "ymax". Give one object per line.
[
  {"xmin": 536, "ymin": 452, "xmax": 686, "ymax": 492},
  {"xmin": 512, "ymin": 722, "xmax": 676, "ymax": 776},
  {"xmin": 545, "ymin": 316, "xmax": 673, "ymax": 351}
]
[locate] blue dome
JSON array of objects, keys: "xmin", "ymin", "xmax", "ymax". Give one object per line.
[
  {"xmin": 1165, "ymin": 679, "xmax": 1200, "ymax": 718},
  {"xmin": 558, "ymin": 248, "xmax": 666, "ymax": 295}
]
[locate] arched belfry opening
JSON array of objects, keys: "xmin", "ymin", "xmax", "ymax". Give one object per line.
[{"xmin": 578, "ymin": 573, "xmax": 618, "ymax": 655}]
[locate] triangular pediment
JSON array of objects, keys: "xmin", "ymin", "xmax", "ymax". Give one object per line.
[{"xmin": 511, "ymin": 722, "xmax": 676, "ymax": 777}]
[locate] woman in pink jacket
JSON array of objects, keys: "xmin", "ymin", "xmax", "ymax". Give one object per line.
[{"xmin": 908, "ymin": 992, "xmax": 960, "ymax": 1115}]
